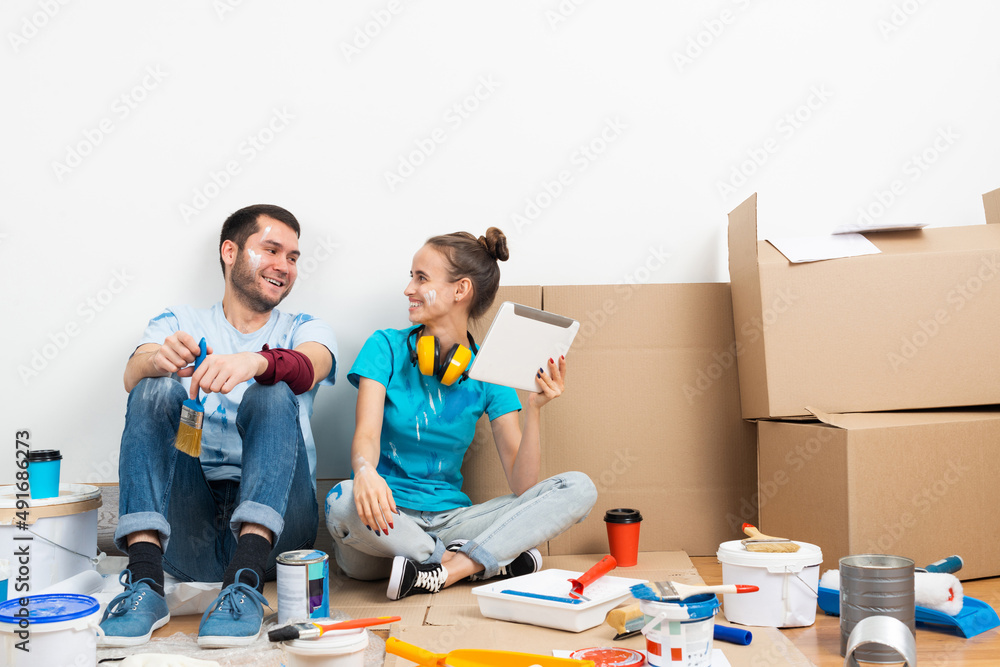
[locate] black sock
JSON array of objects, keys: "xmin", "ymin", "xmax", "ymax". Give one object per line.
[
  {"xmin": 126, "ymin": 541, "xmax": 165, "ymax": 597},
  {"xmin": 222, "ymin": 533, "xmax": 271, "ymax": 592}
]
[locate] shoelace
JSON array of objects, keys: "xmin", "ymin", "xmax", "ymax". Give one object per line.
[
  {"xmin": 103, "ymin": 571, "xmax": 159, "ymax": 620},
  {"xmin": 200, "ymin": 570, "xmax": 269, "ymax": 626},
  {"xmin": 414, "ymin": 566, "xmax": 447, "ymax": 593}
]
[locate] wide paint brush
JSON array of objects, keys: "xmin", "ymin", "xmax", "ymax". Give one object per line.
[
  {"xmin": 174, "ymin": 337, "xmax": 207, "ymax": 457},
  {"xmin": 630, "ymin": 580, "xmax": 758, "ymax": 602},
  {"xmin": 268, "ymin": 615, "xmax": 401, "ymax": 642},
  {"xmin": 741, "ymin": 523, "xmax": 800, "ymax": 553}
]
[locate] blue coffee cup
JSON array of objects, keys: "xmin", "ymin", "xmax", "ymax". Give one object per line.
[{"xmin": 27, "ymin": 449, "xmax": 62, "ymax": 499}]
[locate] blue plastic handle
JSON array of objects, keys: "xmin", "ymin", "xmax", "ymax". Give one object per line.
[
  {"xmin": 195, "ymin": 338, "xmax": 208, "ymax": 370},
  {"xmin": 924, "ymin": 555, "xmax": 963, "ymax": 574},
  {"xmin": 714, "ymin": 624, "xmax": 752, "ymax": 645},
  {"xmin": 500, "ymin": 590, "xmax": 582, "ymax": 604}
]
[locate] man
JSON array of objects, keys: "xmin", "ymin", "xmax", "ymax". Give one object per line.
[{"xmin": 99, "ymin": 204, "xmax": 337, "ymax": 648}]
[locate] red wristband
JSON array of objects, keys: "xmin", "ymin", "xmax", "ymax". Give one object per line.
[{"xmin": 257, "ymin": 344, "xmax": 315, "ymax": 395}]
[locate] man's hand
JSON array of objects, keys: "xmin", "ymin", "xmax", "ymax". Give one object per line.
[
  {"xmin": 149, "ymin": 332, "xmax": 208, "ymax": 377},
  {"xmin": 189, "ymin": 351, "xmax": 267, "ymax": 400}
]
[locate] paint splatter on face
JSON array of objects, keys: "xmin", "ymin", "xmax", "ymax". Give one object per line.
[
  {"xmin": 247, "ymin": 248, "xmax": 261, "ymax": 270},
  {"xmin": 426, "ymin": 289, "xmax": 437, "ymax": 305},
  {"xmin": 260, "ymin": 225, "xmax": 272, "ymax": 243}
]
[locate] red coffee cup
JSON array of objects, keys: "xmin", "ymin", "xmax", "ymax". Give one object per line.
[{"xmin": 604, "ymin": 508, "xmax": 642, "ymax": 567}]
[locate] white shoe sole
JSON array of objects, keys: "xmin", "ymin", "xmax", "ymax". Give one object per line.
[
  {"xmin": 197, "ymin": 626, "xmax": 261, "ymax": 648},
  {"xmin": 97, "ymin": 613, "xmax": 170, "ymax": 648},
  {"xmin": 386, "ymin": 555, "xmax": 407, "ymax": 600}
]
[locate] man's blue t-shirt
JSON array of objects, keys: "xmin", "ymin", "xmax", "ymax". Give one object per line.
[
  {"xmin": 138, "ymin": 302, "xmax": 338, "ymax": 487},
  {"xmin": 348, "ymin": 327, "xmax": 521, "ymax": 511}
]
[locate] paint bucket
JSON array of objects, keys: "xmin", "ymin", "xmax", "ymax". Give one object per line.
[
  {"xmin": 839, "ymin": 554, "xmax": 915, "ymax": 662},
  {"xmin": 639, "ymin": 594, "xmax": 719, "ymax": 667},
  {"xmin": 280, "ymin": 626, "xmax": 368, "ymax": 667},
  {"xmin": 277, "ymin": 549, "xmax": 331, "ymax": 625},
  {"xmin": 0, "ymin": 594, "xmax": 101, "ymax": 667},
  {"xmin": 716, "ymin": 540, "xmax": 822, "ymax": 627},
  {"xmin": 0, "ymin": 484, "xmax": 102, "ymax": 595}
]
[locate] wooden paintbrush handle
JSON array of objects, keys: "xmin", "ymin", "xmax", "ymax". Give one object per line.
[{"xmin": 742, "ymin": 523, "xmax": 773, "ymax": 540}]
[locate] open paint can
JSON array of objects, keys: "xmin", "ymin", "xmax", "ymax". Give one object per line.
[
  {"xmin": 839, "ymin": 554, "xmax": 915, "ymax": 662},
  {"xmin": 716, "ymin": 539, "xmax": 822, "ymax": 627},
  {"xmin": 0, "ymin": 594, "xmax": 101, "ymax": 667},
  {"xmin": 639, "ymin": 593, "xmax": 719, "ymax": 667},
  {"xmin": 277, "ymin": 549, "xmax": 331, "ymax": 625},
  {"xmin": 0, "ymin": 484, "xmax": 102, "ymax": 593},
  {"xmin": 280, "ymin": 626, "xmax": 368, "ymax": 667}
]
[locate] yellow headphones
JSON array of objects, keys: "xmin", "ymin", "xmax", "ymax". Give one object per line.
[{"xmin": 407, "ymin": 326, "xmax": 478, "ymax": 386}]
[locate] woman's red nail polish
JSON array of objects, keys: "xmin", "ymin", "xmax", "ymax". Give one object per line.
[{"xmin": 548, "ymin": 358, "xmax": 554, "ymax": 364}]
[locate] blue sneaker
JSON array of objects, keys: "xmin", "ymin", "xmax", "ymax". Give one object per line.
[
  {"xmin": 197, "ymin": 569, "xmax": 269, "ymax": 648},
  {"xmin": 98, "ymin": 571, "xmax": 170, "ymax": 647}
]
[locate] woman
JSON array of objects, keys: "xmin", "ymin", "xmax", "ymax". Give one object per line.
[{"xmin": 325, "ymin": 228, "xmax": 597, "ymax": 599}]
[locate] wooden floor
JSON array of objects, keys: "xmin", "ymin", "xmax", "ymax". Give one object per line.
[{"xmin": 692, "ymin": 556, "xmax": 1000, "ymax": 666}]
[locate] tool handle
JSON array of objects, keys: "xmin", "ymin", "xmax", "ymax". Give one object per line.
[
  {"xmin": 385, "ymin": 637, "xmax": 442, "ymax": 666},
  {"xmin": 675, "ymin": 583, "xmax": 759, "ymax": 598},
  {"xmin": 714, "ymin": 624, "xmax": 753, "ymax": 645},
  {"xmin": 569, "ymin": 554, "xmax": 617, "ymax": 593},
  {"xmin": 742, "ymin": 523, "xmax": 765, "ymax": 539},
  {"xmin": 195, "ymin": 337, "xmax": 208, "ymax": 370},
  {"xmin": 318, "ymin": 615, "xmax": 402, "ymax": 632},
  {"xmin": 924, "ymin": 555, "xmax": 963, "ymax": 574}
]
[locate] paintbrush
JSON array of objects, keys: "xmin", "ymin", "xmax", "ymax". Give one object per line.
[
  {"xmin": 268, "ymin": 615, "xmax": 401, "ymax": 641},
  {"xmin": 175, "ymin": 337, "xmax": 207, "ymax": 457},
  {"xmin": 630, "ymin": 581, "xmax": 758, "ymax": 602},
  {"xmin": 741, "ymin": 523, "xmax": 800, "ymax": 553}
]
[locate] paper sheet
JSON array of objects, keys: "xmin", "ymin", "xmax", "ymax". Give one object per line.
[{"xmin": 766, "ymin": 233, "xmax": 880, "ymax": 263}]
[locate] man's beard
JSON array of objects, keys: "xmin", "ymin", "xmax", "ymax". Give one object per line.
[{"xmin": 230, "ymin": 250, "xmax": 290, "ymax": 313}]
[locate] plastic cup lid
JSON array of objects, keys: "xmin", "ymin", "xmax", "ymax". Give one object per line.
[
  {"xmin": 0, "ymin": 595, "xmax": 99, "ymax": 625},
  {"xmin": 27, "ymin": 449, "xmax": 62, "ymax": 462},
  {"xmin": 569, "ymin": 647, "xmax": 646, "ymax": 666},
  {"xmin": 604, "ymin": 508, "xmax": 642, "ymax": 524}
]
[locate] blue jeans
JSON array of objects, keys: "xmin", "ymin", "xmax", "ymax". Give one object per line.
[
  {"xmin": 115, "ymin": 377, "xmax": 318, "ymax": 582},
  {"xmin": 325, "ymin": 472, "xmax": 597, "ymax": 580}
]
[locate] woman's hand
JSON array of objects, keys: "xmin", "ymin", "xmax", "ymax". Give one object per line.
[
  {"xmin": 528, "ymin": 355, "xmax": 567, "ymax": 410},
  {"xmin": 353, "ymin": 461, "xmax": 397, "ymax": 534}
]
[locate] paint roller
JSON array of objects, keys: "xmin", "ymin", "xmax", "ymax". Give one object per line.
[{"xmin": 820, "ymin": 569, "xmax": 965, "ymax": 616}]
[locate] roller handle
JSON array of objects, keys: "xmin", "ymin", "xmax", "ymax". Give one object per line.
[
  {"xmin": 385, "ymin": 637, "xmax": 443, "ymax": 666},
  {"xmin": 924, "ymin": 555, "xmax": 963, "ymax": 574},
  {"xmin": 569, "ymin": 554, "xmax": 617, "ymax": 594},
  {"xmin": 714, "ymin": 624, "xmax": 753, "ymax": 645}
]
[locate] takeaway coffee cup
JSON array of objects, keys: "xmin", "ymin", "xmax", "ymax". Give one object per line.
[
  {"xmin": 604, "ymin": 508, "xmax": 642, "ymax": 567},
  {"xmin": 28, "ymin": 449, "xmax": 62, "ymax": 500}
]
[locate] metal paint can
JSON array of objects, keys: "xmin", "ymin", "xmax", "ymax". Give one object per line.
[
  {"xmin": 839, "ymin": 554, "xmax": 915, "ymax": 662},
  {"xmin": 276, "ymin": 549, "xmax": 330, "ymax": 625}
]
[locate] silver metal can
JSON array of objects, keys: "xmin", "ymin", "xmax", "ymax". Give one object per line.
[{"xmin": 276, "ymin": 549, "xmax": 330, "ymax": 624}]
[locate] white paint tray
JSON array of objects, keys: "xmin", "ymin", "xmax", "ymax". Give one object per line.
[{"xmin": 471, "ymin": 568, "xmax": 646, "ymax": 632}]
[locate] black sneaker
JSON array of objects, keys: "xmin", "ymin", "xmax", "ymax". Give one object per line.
[
  {"xmin": 445, "ymin": 539, "xmax": 542, "ymax": 582},
  {"xmin": 386, "ymin": 556, "xmax": 448, "ymax": 600}
]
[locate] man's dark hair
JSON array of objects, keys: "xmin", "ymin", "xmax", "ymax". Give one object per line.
[{"xmin": 219, "ymin": 204, "xmax": 301, "ymax": 277}]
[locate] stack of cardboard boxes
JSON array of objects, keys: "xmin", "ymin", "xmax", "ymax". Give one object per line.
[{"xmin": 727, "ymin": 188, "xmax": 1000, "ymax": 579}]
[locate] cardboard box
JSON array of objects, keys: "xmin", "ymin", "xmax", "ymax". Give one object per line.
[
  {"xmin": 464, "ymin": 283, "xmax": 758, "ymax": 557},
  {"xmin": 757, "ymin": 407, "xmax": 1000, "ymax": 580},
  {"xmin": 728, "ymin": 189, "xmax": 1000, "ymax": 419}
]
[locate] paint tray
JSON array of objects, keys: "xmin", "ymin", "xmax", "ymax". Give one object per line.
[
  {"xmin": 471, "ymin": 568, "xmax": 646, "ymax": 632},
  {"xmin": 818, "ymin": 585, "xmax": 1000, "ymax": 639}
]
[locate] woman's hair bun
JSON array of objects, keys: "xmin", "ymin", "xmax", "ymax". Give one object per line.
[{"xmin": 478, "ymin": 227, "xmax": 509, "ymax": 262}]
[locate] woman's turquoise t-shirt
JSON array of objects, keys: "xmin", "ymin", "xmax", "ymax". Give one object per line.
[{"xmin": 348, "ymin": 326, "xmax": 521, "ymax": 511}]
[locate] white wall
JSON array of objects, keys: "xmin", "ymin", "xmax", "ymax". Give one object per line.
[{"xmin": 3, "ymin": 0, "xmax": 999, "ymax": 483}]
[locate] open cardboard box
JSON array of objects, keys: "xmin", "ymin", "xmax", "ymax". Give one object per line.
[
  {"xmin": 728, "ymin": 188, "xmax": 1000, "ymax": 420},
  {"xmin": 757, "ymin": 407, "xmax": 1000, "ymax": 580}
]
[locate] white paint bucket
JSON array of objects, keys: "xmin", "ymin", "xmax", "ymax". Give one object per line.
[
  {"xmin": 0, "ymin": 594, "xmax": 101, "ymax": 667},
  {"xmin": 280, "ymin": 626, "xmax": 368, "ymax": 667},
  {"xmin": 639, "ymin": 594, "xmax": 719, "ymax": 667},
  {"xmin": 0, "ymin": 484, "xmax": 102, "ymax": 594},
  {"xmin": 716, "ymin": 539, "xmax": 822, "ymax": 628}
]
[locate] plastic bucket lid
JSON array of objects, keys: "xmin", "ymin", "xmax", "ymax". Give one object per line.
[
  {"xmin": 639, "ymin": 593, "xmax": 719, "ymax": 621},
  {"xmin": 717, "ymin": 540, "xmax": 822, "ymax": 572},
  {"xmin": 0, "ymin": 594, "xmax": 100, "ymax": 631},
  {"xmin": 0, "ymin": 484, "xmax": 102, "ymax": 521},
  {"xmin": 282, "ymin": 626, "xmax": 368, "ymax": 656}
]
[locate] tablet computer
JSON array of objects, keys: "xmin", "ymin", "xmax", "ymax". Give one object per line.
[{"xmin": 468, "ymin": 302, "xmax": 580, "ymax": 391}]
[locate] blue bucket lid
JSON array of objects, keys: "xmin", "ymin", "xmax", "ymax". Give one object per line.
[{"xmin": 0, "ymin": 594, "xmax": 99, "ymax": 625}]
